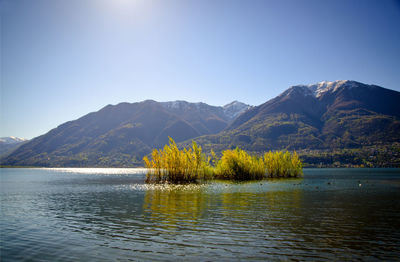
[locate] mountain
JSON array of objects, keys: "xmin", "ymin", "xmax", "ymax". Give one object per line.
[
  {"xmin": 191, "ymin": 80, "xmax": 400, "ymax": 166},
  {"xmin": 1, "ymin": 100, "xmax": 250, "ymax": 167},
  {"xmin": 0, "ymin": 137, "xmax": 28, "ymax": 157},
  {"xmin": 2, "ymin": 80, "xmax": 399, "ymax": 168},
  {"xmin": 223, "ymin": 101, "xmax": 252, "ymax": 120}
]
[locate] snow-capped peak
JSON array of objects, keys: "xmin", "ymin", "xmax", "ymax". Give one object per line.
[
  {"xmin": 0, "ymin": 136, "xmax": 28, "ymax": 144},
  {"xmin": 307, "ymin": 80, "xmax": 350, "ymax": 97},
  {"xmin": 288, "ymin": 80, "xmax": 360, "ymax": 98},
  {"xmin": 223, "ymin": 101, "xmax": 252, "ymax": 119}
]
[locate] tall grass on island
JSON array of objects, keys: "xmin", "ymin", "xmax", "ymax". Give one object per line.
[
  {"xmin": 143, "ymin": 138, "xmax": 213, "ymax": 183},
  {"xmin": 143, "ymin": 138, "xmax": 303, "ymax": 183},
  {"xmin": 263, "ymin": 151, "xmax": 302, "ymax": 178},
  {"xmin": 215, "ymin": 148, "xmax": 266, "ymax": 180}
]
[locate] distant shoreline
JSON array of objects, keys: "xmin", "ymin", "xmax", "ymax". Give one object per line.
[{"xmin": 1, "ymin": 166, "xmax": 399, "ymax": 169}]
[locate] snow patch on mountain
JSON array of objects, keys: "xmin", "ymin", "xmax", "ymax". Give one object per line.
[
  {"xmin": 223, "ymin": 101, "xmax": 252, "ymax": 119},
  {"xmin": 161, "ymin": 101, "xmax": 205, "ymax": 110},
  {"xmin": 307, "ymin": 80, "xmax": 349, "ymax": 97},
  {"xmin": 289, "ymin": 80, "xmax": 365, "ymax": 98},
  {"xmin": 160, "ymin": 100, "xmax": 252, "ymax": 120},
  {"xmin": 0, "ymin": 137, "xmax": 28, "ymax": 144}
]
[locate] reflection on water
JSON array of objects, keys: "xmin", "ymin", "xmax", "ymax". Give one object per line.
[
  {"xmin": 41, "ymin": 167, "xmax": 147, "ymax": 175},
  {"xmin": 144, "ymin": 185, "xmax": 208, "ymax": 230},
  {"xmin": 1, "ymin": 168, "xmax": 400, "ymax": 261}
]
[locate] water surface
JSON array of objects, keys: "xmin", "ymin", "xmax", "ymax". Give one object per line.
[{"xmin": 1, "ymin": 168, "xmax": 400, "ymax": 261}]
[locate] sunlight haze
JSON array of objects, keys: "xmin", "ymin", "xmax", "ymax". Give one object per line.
[{"xmin": 1, "ymin": 0, "xmax": 400, "ymax": 139}]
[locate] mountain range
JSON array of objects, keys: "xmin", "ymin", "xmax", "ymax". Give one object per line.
[
  {"xmin": 2, "ymin": 80, "xmax": 399, "ymax": 167},
  {"xmin": 1, "ymin": 100, "xmax": 250, "ymax": 166}
]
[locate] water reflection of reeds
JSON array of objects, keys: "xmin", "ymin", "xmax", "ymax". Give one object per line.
[
  {"xmin": 142, "ymin": 182, "xmax": 305, "ymax": 231},
  {"xmin": 143, "ymin": 185, "xmax": 209, "ymax": 230}
]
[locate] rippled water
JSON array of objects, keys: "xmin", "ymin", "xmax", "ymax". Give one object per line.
[{"xmin": 1, "ymin": 168, "xmax": 400, "ymax": 261}]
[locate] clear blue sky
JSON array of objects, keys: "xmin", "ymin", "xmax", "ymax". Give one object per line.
[{"xmin": 1, "ymin": 0, "xmax": 400, "ymax": 139}]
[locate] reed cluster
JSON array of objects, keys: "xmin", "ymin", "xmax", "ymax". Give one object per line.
[
  {"xmin": 143, "ymin": 138, "xmax": 303, "ymax": 183},
  {"xmin": 143, "ymin": 138, "xmax": 213, "ymax": 183},
  {"xmin": 214, "ymin": 148, "xmax": 265, "ymax": 180},
  {"xmin": 264, "ymin": 151, "xmax": 302, "ymax": 178}
]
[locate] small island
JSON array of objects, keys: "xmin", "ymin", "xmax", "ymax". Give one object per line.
[{"xmin": 143, "ymin": 137, "xmax": 302, "ymax": 183}]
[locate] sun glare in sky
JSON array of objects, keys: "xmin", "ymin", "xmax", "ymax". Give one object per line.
[
  {"xmin": 101, "ymin": 0, "xmax": 147, "ymax": 15},
  {"xmin": 1, "ymin": 0, "xmax": 400, "ymax": 139}
]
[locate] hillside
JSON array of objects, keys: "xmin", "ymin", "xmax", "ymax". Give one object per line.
[
  {"xmin": 190, "ymin": 81, "xmax": 400, "ymax": 166},
  {"xmin": 1, "ymin": 100, "xmax": 249, "ymax": 167}
]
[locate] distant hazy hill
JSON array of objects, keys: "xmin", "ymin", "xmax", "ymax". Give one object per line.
[
  {"xmin": 1, "ymin": 100, "xmax": 250, "ymax": 167},
  {"xmin": 0, "ymin": 137, "xmax": 28, "ymax": 157},
  {"xmin": 191, "ymin": 80, "xmax": 400, "ymax": 166}
]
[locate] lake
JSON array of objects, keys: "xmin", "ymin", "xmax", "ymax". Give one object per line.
[{"xmin": 1, "ymin": 168, "xmax": 400, "ymax": 261}]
